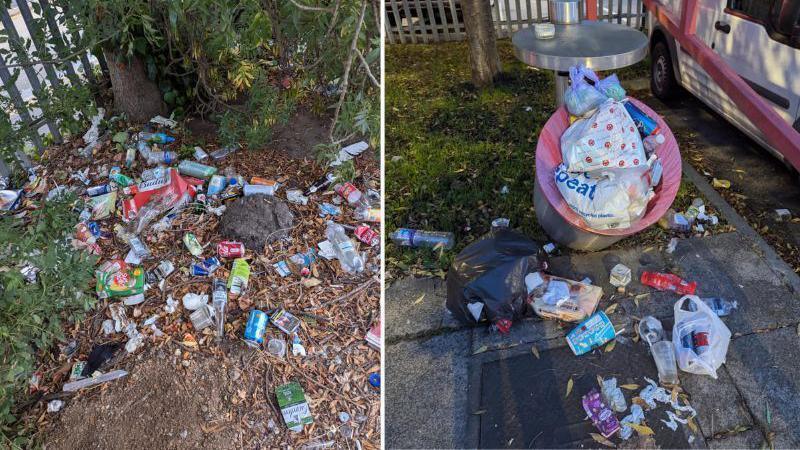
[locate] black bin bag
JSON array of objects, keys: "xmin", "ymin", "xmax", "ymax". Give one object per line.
[{"xmin": 446, "ymin": 228, "xmax": 546, "ymax": 325}]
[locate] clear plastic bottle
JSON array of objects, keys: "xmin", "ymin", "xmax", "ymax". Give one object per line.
[
  {"xmin": 325, "ymin": 221, "xmax": 364, "ymax": 273},
  {"xmin": 354, "ymin": 205, "xmax": 381, "ymax": 222},
  {"xmin": 145, "ymin": 150, "xmax": 178, "ymax": 166},
  {"xmin": 643, "ymin": 133, "xmax": 665, "ymax": 155},
  {"xmin": 138, "ymin": 131, "xmax": 175, "ymax": 144},
  {"xmin": 700, "ymin": 297, "xmax": 737, "ymax": 316},
  {"xmin": 212, "ymin": 279, "xmax": 228, "ymax": 340},
  {"xmin": 389, "ymin": 228, "xmax": 455, "ymax": 249}
]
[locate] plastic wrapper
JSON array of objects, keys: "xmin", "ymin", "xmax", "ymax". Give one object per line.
[
  {"xmin": 527, "ymin": 273, "xmax": 602, "ymax": 322},
  {"xmin": 445, "ymin": 228, "xmax": 546, "ymax": 326},
  {"xmin": 561, "ymin": 99, "xmax": 646, "ymax": 173},
  {"xmin": 672, "ymin": 295, "xmax": 731, "ymax": 378},
  {"xmin": 596, "ymin": 73, "xmax": 626, "ymax": 101},
  {"xmin": 554, "ymin": 161, "xmax": 657, "ymax": 230},
  {"xmin": 564, "ymin": 65, "xmax": 607, "ymax": 117}
]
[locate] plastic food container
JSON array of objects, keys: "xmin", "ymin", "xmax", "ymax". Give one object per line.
[
  {"xmin": 534, "ymin": 23, "xmax": 555, "ymax": 39},
  {"xmin": 534, "ymin": 98, "xmax": 682, "ymax": 251}
]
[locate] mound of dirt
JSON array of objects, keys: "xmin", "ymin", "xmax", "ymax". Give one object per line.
[
  {"xmin": 270, "ymin": 109, "xmax": 330, "ymax": 159},
  {"xmin": 217, "ymin": 194, "xmax": 294, "ymax": 251},
  {"xmin": 45, "ymin": 345, "xmax": 249, "ymax": 449}
]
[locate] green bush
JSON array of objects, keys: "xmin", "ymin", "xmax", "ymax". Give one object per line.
[{"xmin": 0, "ymin": 193, "xmax": 98, "ymax": 446}]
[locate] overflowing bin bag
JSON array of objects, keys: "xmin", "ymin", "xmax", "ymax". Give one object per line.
[
  {"xmin": 446, "ymin": 228, "xmax": 546, "ymax": 327},
  {"xmin": 564, "ymin": 65, "xmax": 608, "ymax": 117},
  {"xmin": 561, "ymin": 99, "xmax": 646, "ymax": 173},
  {"xmin": 554, "ymin": 160, "xmax": 657, "ymax": 230},
  {"xmin": 672, "ymin": 295, "xmax": 731, "ymax": 379}
]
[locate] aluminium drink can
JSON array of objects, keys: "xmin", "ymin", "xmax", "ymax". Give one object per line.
[{"xmin": 244, "ymin": 309, "xmax": 268, "ymax": 347}]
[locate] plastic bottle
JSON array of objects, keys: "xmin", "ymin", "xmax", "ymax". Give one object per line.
[
  {"xmin": 178, "ymin": 160, "xmax": 217, "ymax": 179},
  {"xmin": 355, "ymin": 205, "xmax": 381, "ymax": 222},
  {"xmin": 333, "ymin": 182, "xmax": 363, "ymax": 205},
  {"xmin": 145, "ymin": 150, "xmax": 178, "ymax": 165},
  {"xmin": 138, "ymin": 131, "xmax": 175, "ymax": 144},
  {"xmin": 325, "ymin": 221, "xmax": 364, "ymax": 273},
  {"xmin": 640, "ymin": 271, "xmax": 697, "ymax": 295},
  {"xmin": 684, "ymin": 198, "xmax": 705, "ymax": 225},
  {"xmin": 700, "ymin": 297, "xmax": 737, "ymax": 316},
  {"xmin": 305, "ymin": 173, "xmax": 337, "ymax": 196},
  {"xmin": 637, "ymin": 316, "xmax": 679, "ymax": 385},
  {"xmin": 389, "ymin": 228, "xmax": 455, "ymax": 249},
  {"xmin": 210, "ymin": 144, "xmax": 238, "ymax": 161},
  {"xmin": 212, "ymin": 279, "xmax": 228, "ymax": 340},
  {"xmin": 643, "ymin": 134, "xmax": 665, "ymax": 155}
]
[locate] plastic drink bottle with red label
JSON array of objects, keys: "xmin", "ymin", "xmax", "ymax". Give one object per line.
[
  {"xmin": 354, "ymin": 225, "xmax": 380, "ymax": 247},
  {"xmin": 640, "ymin": 271, "xmax": 697, "ymax": 295},
  {"xmin": 334, "ymin": 182, "xmax": 363, "ymax": 205}
]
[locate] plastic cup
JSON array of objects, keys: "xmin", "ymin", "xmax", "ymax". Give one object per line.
[
  {"xmin": 190, "ymin": 304, "xmax": 216, "ymax": 331},
  {"xmin": 651, "ymin": 340, "xmax": 679, "ymax": 385}
]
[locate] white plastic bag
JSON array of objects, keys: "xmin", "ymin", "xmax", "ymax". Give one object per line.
[
  {"xmin": 561, "ymin": 99, "xmax": 646, "ymax": 173},
  {"xmin": 564, "ymin": 65, "xmax": 607, "ymax": 117},
  {"xmin": 554, "ymin": 161, "xmax": 656, "ymax": 230},
  {"xmin": 672, "ymin": 295, "xmax": 731, "ymax": 379}
]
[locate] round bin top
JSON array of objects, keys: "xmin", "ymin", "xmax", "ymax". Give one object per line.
[
  {"xmin": 534, "ymin": 98, "xmax": 682, "ymax": 236},
  {"xmin": 513, "ymin": 21, "xmax": 649, "ymax": 72}
]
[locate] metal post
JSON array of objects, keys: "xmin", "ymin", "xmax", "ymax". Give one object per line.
[{"xmin": 555, "ymin": 70, "xmax": 569, "ymax": 107}]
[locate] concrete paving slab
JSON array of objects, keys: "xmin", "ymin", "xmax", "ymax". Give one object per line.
[
  {"xmin": 385, "ymin": 276, "xmax": 449, "ymax": 341},
  {"xmin": 707, "ymin": 429, "xmax": 765, "ymax": 449},
  {"xmin": 473, "ymin": 343, "xmax": 704, "ymax": 449},
  {"xmin": 680, "ymin": 366, "xmax": 754, "ymax": 436},
  {"xmin": 385, "ymin": 330, "xmax": 472, "ymax": 449},
  {"xmin": 724, "ymin": 327, "xmax": 800, "ymax": 449}
]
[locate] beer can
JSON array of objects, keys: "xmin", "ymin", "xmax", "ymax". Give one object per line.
[
  {"xmin": 692, "ymin": 328, "xmax": 710, "ymax": 355},
  {"xmin": 354, "ymin": 225, "xmax": 380, "ymax": 247},
  {"xmin": 218, "ymin": 241, "xmax": 245, "ymax": 258},
  {"xmin": 244, "ymin": 310, "xmax": 268, "ymax": 347},
  {"xmin": 190, "ymin": 264, "xmax": 209, "ymax": 276},
  {"xmin": 86, "ymin": 184, "xmax": 111, "ymax": 197}
]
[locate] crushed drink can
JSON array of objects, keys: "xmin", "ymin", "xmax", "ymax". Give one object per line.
[
  {"xmin": 194, "ymin": 146, "xmax": 209, "ymax": 161},
  {"xmin": 334, "ymin": 182, "xmax": 360, "ymax": 202},
  {"xmin": 217, "ymin": 241, "xmax": 245, "ymax": 258},
  {"xmin": 244, "ymin": 309, "xmax": 267, "ymax": 347},
  {"xmin": 191, "ymin": 257, "xmax": 220, "ymax": 276},
  {"xmin": 86, "ymin": 184, "xmax": 112, "ymax": 197}
]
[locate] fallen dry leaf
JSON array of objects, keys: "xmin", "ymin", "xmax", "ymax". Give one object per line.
[
  {"xmin": 531, "ymin": 345, "xmax": 540, "ymax": 359},
  {"xmin": 604, "ymin": 340, "xmax": 616, "ymax": 352},
  {"xmin": 565, "ymin": 377, "xmax": 574, "ymax": 398},
  {"xmin": 589, "ymin": 432, "xmax": 616, "ymax": 447},
  {"xmin": 604, "ymin": 303, "xmax": 618, "ymax": 314},
  {"xmin": 625, "ymin": 422, "xmax": 654, "ymax": 436},
  {"xmin": 620, "ymin": 384, "xmax": 639, "ymax": 390}
]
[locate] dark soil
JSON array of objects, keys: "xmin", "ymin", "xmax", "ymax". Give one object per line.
[
  {"xmin": 218, "ymin": 195, "xmax": 294, "ymax": 251},
  {"xmin": 270, "ymin": 108, "xmax": 331, "ymax": 160}
]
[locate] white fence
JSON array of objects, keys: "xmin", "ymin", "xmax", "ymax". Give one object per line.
[{"xmin": 385, "ymin": 0, "xmax": 646, "ymax": 43}]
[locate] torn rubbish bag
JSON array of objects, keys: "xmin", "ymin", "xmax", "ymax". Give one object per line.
[{"xmin": 446, "ymin": 228, "xmax": 546, "ymax": 329}]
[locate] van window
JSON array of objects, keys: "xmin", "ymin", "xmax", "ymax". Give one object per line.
[{"xmin": 727, "ymin": 0, "xmax": 800, "ymax": 48}]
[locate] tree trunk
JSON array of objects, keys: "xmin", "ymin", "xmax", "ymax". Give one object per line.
[
  {"xmin": 104, "ymin": 48, "xmax": 166, "ymax": 123},
  {"xmin": 461, "ymin": 0, "xmax": 501, "ymax": 88}
]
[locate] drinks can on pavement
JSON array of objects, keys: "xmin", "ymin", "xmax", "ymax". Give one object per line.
[
  {"xmin": 217, "ymin": 241, "xmax": 245, "ymax": 258},
  {"xmin": 244, "ymin": 309, "xmax": 268, "ymax": 347}
]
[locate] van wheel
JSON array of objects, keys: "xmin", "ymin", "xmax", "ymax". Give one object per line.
[{"xmin": 651, "ymin": 41, "xmax": 678, "ymax": 100}]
